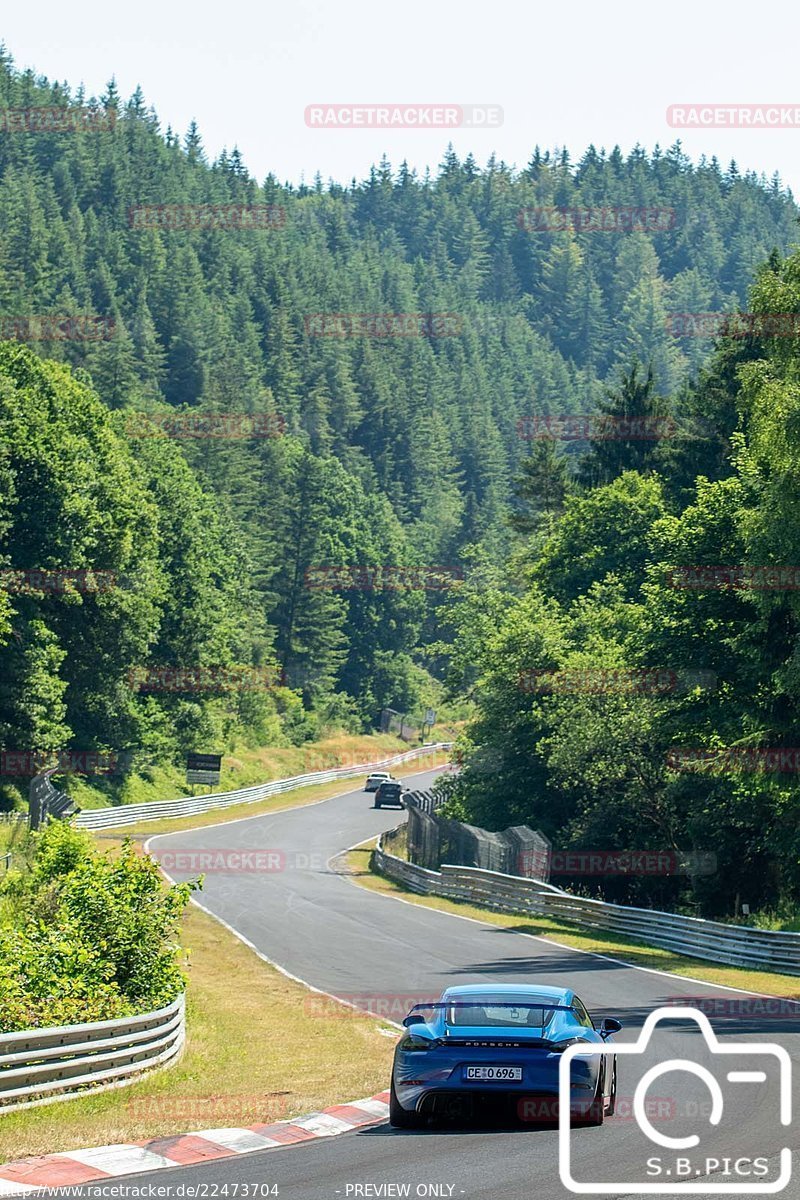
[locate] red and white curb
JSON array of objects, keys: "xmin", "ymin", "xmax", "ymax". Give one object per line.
[{"xmin": 0, "ymin": 1091, "xmax": 390, "ymax": 1193}]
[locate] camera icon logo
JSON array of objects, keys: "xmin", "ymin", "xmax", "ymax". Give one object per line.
[{"xmin": 558, "ymin": 1006, "xmax": 792, "ymax": 1194}]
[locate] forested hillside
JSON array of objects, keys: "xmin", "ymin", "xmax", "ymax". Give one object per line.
[
  {"xmin": 1, "ymin": 50, "xmax": 799, "ymax": 801},
  {"xmin": 442, "ymin": 248, "xmax": 800, "ymax": 919}
]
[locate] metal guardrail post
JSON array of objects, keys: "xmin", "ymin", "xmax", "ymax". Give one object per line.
[
  {"xmin": 28, "ymin": 773, "xmax": 43, "ymax": 831},
  {"xmin": 28, "ymin": 769, "xmax": 77, "ymax": 830}
]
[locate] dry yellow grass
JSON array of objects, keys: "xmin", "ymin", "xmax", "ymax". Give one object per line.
[{"xmin": 0, "ymin": 904, "xmax": 396, "ymax": 1162}]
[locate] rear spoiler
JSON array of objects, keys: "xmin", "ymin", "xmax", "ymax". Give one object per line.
[
  {"xmin": 406, "ymin": 1001, "xmax": 574, "ymax": 1013},
  {"xmin": 402, "ymin": 1000, "xmax": 573, "ymax": 1027}
]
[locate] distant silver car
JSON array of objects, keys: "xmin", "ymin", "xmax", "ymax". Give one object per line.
[{"xmin": 364, "ymin": 771, "xmax": 395, "ymax": 793}]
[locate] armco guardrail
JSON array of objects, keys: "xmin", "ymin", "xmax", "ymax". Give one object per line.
[
  {"xmin": 373, "ymin": 836, "xmax": 800, "ymax": 975},
  {"xmin": 0, "ymin": 995, "xmax": 184, "ymax": 1111},
  {"xmin": 29, "ymin": 768, "xmax": 77, "ymax": 830},
  {"xmin": 74, "ymin": 743, "xmax": 452, "ymax": 830},
  {"xmin": 403, "ymin": 792, "xmax": 551, "ymax": 878},
  {"xmin": 404, "ymin": 788, "xmax": 439, "ymax": 814}
]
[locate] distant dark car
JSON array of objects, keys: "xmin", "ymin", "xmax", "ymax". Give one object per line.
[{"xmin": 374, "ymin": 780, "xmax": 404, "ymax": 808}]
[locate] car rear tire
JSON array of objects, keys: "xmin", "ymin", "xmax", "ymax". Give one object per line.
[
  {"xmin": 389, "ymin": 1079, "xmax": 426, "ymax": 1129},
  {"xmin": 606, "ymin": 1060, "xmax": 617, "ymax": 1117},
  {"xmin": 374, "ymin": 800, "xmax": 382, "ymax": 808},
  {"xmin": 573, "ymin": 1072, "xmax": 605, "ymax": 1127}
]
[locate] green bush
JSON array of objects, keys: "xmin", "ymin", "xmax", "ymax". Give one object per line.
[
  {"xmin": 30, "ymin": 820, "xmax": 92, "ymax": 886},
  {"xmin": 0, "ymin": 822, "xmax": 196, "ymax": 1033},
  {"xmin": 0, "ymin": 918, "xmax": 130, "ymax": 1031}
]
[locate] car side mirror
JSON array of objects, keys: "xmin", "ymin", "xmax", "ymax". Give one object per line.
[
  {"xmin": 599, "ymin": 1017, "xmax": 622, "ymax": 1036},
  {"xmin": 402, "ymin": 1014, "xmax": 428, "ymax": 1027}
]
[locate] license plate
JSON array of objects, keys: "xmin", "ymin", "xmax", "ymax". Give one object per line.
[{"xmin": 463, "ymin": 1065, "xmax": 523, "ymax": 1081}]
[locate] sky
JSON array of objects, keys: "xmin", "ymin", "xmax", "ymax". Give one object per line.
[{"xmin": 2, "ymin": 0, "xmax": 800, "ymax": 194}]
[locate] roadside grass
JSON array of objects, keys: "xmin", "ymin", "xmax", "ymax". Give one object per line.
[
  {"xmin": 64, "ymin": 730, "xmax": 439, "ymax": 811},
  {"xmin": 382, "ymin": 824, "xmax": 409, "ymax": 859},
  {"xmin": 0, "ymin": 819, "xmax": 31, "ymax": 861},
  {"xmin": 345, "ymin": 842, "xmax": 800, "ymax": 1000},
  {"xmin": 0, "ymin": 903, "xmax": 397, "ymax": 1162},
  {"xmin": 95, "ymin": 751, "xmax": 450, "ymax": 841},
  {"xmin": 0, "ymin": 822, "xmax": 35, "ymax": 930}
]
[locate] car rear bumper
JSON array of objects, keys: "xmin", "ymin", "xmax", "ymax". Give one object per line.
[
  {"xmin": 402, "ymin": 1086, "xmax": 596, "ymax": 1121},
  {"xmin": 393, "ymin": 1057, "xmax": 599, "ymax": 1118}
]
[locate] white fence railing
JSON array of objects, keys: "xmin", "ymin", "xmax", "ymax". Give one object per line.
[
  {"xmin": 74, "ymin": 743, "xmax": 452, "ymax": 830},
  {"xmin": 373, "ymin": 838, "xmax": 800, "ymax": 976},
  {"xmin": 0, "ymin": 995, "xmax": 185, "ymax": 1111}
]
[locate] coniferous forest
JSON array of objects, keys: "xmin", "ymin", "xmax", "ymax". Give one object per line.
[{"xmin": 3, "ymin": 51, "xmax": 800, "ymax": 914}]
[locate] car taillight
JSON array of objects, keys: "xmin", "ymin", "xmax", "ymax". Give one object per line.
[
  {"xmin": 550, "ymin": 1038, "xmax": 590, "ymax": 1053},
  {"xmin": 400, "ymin": 1035, "xmax": 438, "ymax": 1051}
]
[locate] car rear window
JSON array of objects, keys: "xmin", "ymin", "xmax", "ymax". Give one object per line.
[{"xmin": 446, "ymin": 1001, "xmax": 553, "ymax": 1028}]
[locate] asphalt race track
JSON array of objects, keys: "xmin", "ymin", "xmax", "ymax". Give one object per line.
[{"xmin": 70, "ymin": 769, "xmax": 800, "ymax": 1199}]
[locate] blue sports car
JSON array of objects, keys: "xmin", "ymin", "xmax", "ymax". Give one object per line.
[{"xmin": 389, "ymin": 983, "xmax": 621, "ymax": 1129}]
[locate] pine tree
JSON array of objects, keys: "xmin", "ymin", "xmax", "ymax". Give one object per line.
[
  {"xmin": 509, "ymin": 439, "xmax": 570, "ymax": 535},
  {"xmin": 578, "ymin": 360, "xmax": 670, "ymax": 486}
]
